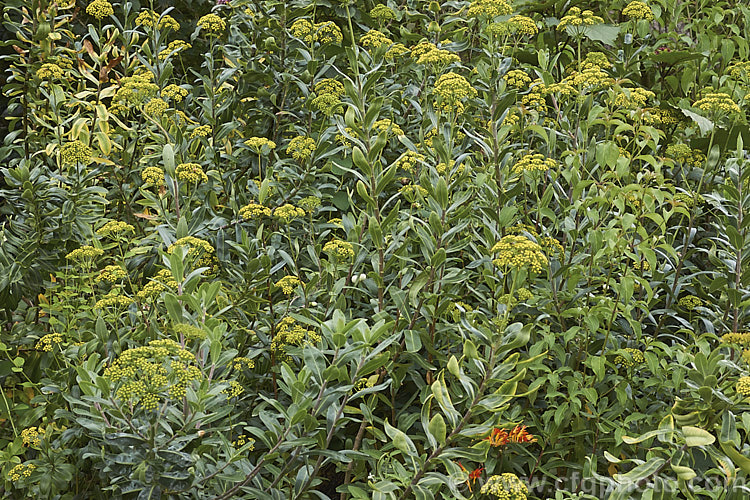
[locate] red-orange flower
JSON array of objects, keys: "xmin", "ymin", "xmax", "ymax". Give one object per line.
[
  {"xmin": 458, "ymin": 462, "xmax": 484, "ymax": 492},
  {"xmin": 485, "ymin": 425, "xmax": 536, "ymax": 446}
]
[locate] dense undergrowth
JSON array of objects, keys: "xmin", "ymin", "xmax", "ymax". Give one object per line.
[{"xmin": 2, "ymin": 0, "xmax": 750, "ymax": 498}]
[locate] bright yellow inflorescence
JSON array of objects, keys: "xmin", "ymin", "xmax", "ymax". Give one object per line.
[
  {"xmin": 232, "ymin": 357, "xmax": 256, "ymax": 371},
  {"xmin": 142, "ymin": 166, "xmax": 165, "ymax": 186},
  {"xmin": 371, "ymin": 5, "xmax": 396, "ymax": 21},
  {"xmin": 86, "ymin": 0, "xmax": 113, "ymax": 19},
  {"xmin": 144, "ymin": 98, "xmax": 168, "ymax": 116},
  {"xmin": 360, "ymin": 30, "xmax": 393, "ymax": 50},
  {"xmin": 96, "ymin": 265, "xmax": 128, "ymax": 283},
  {"xmin": 693, "ymin": 92, "xmax": 742, "ymax": 115},
  {"xmin": 512, "ymin": 153, "xmax": 557, "ymax": 174},
  {"xmin": 622, "ymin": 1, "xmax": 655, "ymax": 20},
  {"xmin": 274, "ymin": 204, "xmax": 306, "ymax": 223},
  {"xmin": 433, "ymin": 72, "xmax": 477, "ymax": 113},
  {"xmin": 104, "ymin": 339, "xmax": 202, "ymax": 411},
  {"xmin": 271, "ymin": 317, "xmax": 322, "ymax": 357},
  {"xmin": 722, "ymin": 332, "xmax": 750, "ymax": 346},
  {"xmin": 61, "ymin": 140, "xmax": 93, "ymax": 166},
  {"xmin": 168, "ymin": 236, "xmax": 216, "ymax": 271},
  {"xmin": 245, "ymin": 137, "xmax": 277, "ymax": 153},
  {"xmin": 614, "ymin": 87, "xmax": 655, "ymax": 109},
  {"xmin": 736, "ymin": 376, "xmax": 750, "ymax": 397},
  {"xmin": 8, "ymin": 463, "xmax": 35, "ymax": 482},
  {"xmin": 557, "ymin": 7, "xmax": 604, "ymax": 30},
  {"xmin": 137, "ymin": 269, "xmax": 178, "ymax": 301},
  {"xmin": 159, "ymin": 40, "xmax": 191, "ymax": 59},
  {"xmin": 97, "ymin": 221, "xmax": 135, "ymax": 237},
  {"xmin": 66, "ymin": 245, "xmax": 103, "ymax": 261},
  {"xmin": 239, "ymin": 202, "xmax": 272, "ymax": 220},
  {"xmin": 373, "ymin": 119, "xmax": 404, "ymax": 137},
  {"xmin": 190, "ymin": 125, "xmax": 211, "ymax": 138},
  {"xmin": 298, "ymin": 196, "xmax": 321, "ymax": 214},
  {"xmin": 197, "ymin": 14, "xmax": 226, "ymax": 34},
  {"xmin": 287, "ymin": 136, "xmax": 316, "ymax": 161},
  {"xmin": 666, "ymin": 144, "xmax": 706, "ymax": 167},
  {"xmin": 677, "ymin": 295, "xmax": 702, "ymax": 310},
  {"xmin": 37, "ymin": 63, "xmax": 65, "ymax": 80},
  {"xmin": 290, "ymin": 20, "xmax": 343, "ymax": 45},
  {"xmin": 163, "ymin": 84, "xmax": 188, "ymax": 102},
  {"xmin": 505, "ymin": 70, "xmax": 532, "ymax": 89},
  {"xmin": 21, "ymin": 427, "xmax": 44, "ymax": 447},
  {"xmin": 136, "ymin": 10, "xmax": 180, "ymax": 31},
  {"xmin": 176, "ymin": 163, "xmax": 208, "ymax": 184},
  {"xmin": 94, "ymin": 293, "xmax": 134, "ymax": 310},
  {"xmin": 467, "ymin": 0, "xmax": 512, "ymax": 19},
  {"xmin": 480, "ymin": 473, "xmax": 528, "ymax": 499},
  {"xmin": 36, "ymin": 333, "xmax": 63, "ymax": 352},
  {"xmin": 614, "ymin": 347, "xmax": 645, "ymax": 367},
  {"xmin": 397, "ymin": 151, "xmax": 425, "ymax": 173},
  {"xmin": 323, "ymin": 239, "xmax": 354, "ymax": 260},
  {"xmin": 417, "ymin": 48, "xmax": 460, "ymax": 66},
  {"xmin": 491, "ymin": 235, "xmax": 548, "ymax": 273},
  {"xmin": 275, "ymin": 275, "xmax": 303, "ymax": 294}
]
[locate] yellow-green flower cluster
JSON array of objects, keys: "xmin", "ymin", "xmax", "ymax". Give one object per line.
[
  {"xmin": 433, "ymin": 72, "xmax": 477, "ymax": 113},
  {"xmin": 274, "ymin": 204, "xmax": 306, "ymax": 222},
  {"xmin": 360, "ymin": 30, "xmax": 393, "ymax": 50},
  {"xmin": 104, "ymin": 338, "xmax": 202, "ymax": 410},
  {"xmin": 516, "ymin": 287, "xmax": 533, "ymax": 302},
  {"xmin": 312, "ymin": 80, "xmax": 345, "ymax": 115},
  {"xmin": 323, "ymin": 239, "xmax": 354, "ymax": 260},
  {"xmin": 232, "ymin": 357, "xmax": 255, "ymax": 371},
  {"xmin": 37, "ymin": 63, "xmax": 64, "ymax": 80},
  {"xmin": 271, "ymin": 317, "xmax": 322, "ymax": 356},
  {"xmin": 467, "ymin": 0, "xmax": 512, "ymax": 19},
  {"xmin": 506, "ymin": 15, "xmax": 539, "ymax": 36},
  {"xmin": 173, "ymin": 323, "xmax": 206, "ymax": 341},
  {"xmin": 275, "ymin": 275, "xmax": 303, "ymax": 294},
  {"xmin": 385, "ymin": 43, "xmax": 409, "ymax": 59},
  {"xmin": 315, "ymin": 79, "xmax": 345, "ymax": 98},
  {"xmin": 223, "ymin": 380, "xmax": 244, "ymax": 398},
  {"xmin": 480, "ymin": 473, "xmax": 528, "ymax": 500},
  {"xmin": 737, "ymin": 376, "xmax": 750, "ymax": 397},
  {"xmin": 287, "ymin": 136, "xmax": 316, "ymax": 161},
  {"xmin": 677, "ymin": 295, "xmax": 702, "ymax": 310},
  {"xmin": 137, "ymin": 269, "xmax": 178, "ymax": 301},
  {"xmin": 298, "ymin": 196, "xmax": 321, "ymax": 214},
  {"xmin": 289, "ymin": 20, "xmax": 342, "ymax": 45},
  {"xmin": 672, "ymin": 192, "xmax": 704, "ymax": 208},
  {"xmin": 521, "ymin": 79, "xmax": 549, "ymax": 110},
  {"xmin": 66, "ymin": 245, "xmax": 103, "ymax": 261},
  {"xmin": 96, "ymin": 265, "xmax": 128, "ymax": 283},
  {"xmin": 36, "ymin": 333, "xmax": 63, "ymax": 352},
  {"xmin": 539, "ymin": 236, "xmax": 564, "ymax": 257},
  {"xmin": 21, "ymin": 427, "xmax": 43, "ymax": 447},
  {"xmin": 622, "ymin": 1, "xmax": 654, "ymax": 20},
  {"xmin": 614, "ymin": 347, "xmax": 646, "ymax": 367},
  {"xmin": 614, "ymin": 87, "xmax": 655, "ymax": 108},
  {"xmin": 136, "ymin": 10, "xmax": 180, "ymax": 31},
  {"xmin": 8, "ymin": 463, "xmax": 35, "ymax": 482},
  {"xmin": 190, "ymin": 125, "xmax": 211, "ymax": 138},
  {"xmin": 373, "ymin": 119, "xmax": 404, "ymax": 137},
  {"xmin": 142, "ymin": 166, "xmax": 165, "ymax": 186},
  {"xmin": 245, "ymin": 137, "xmax": 277, "ymax": 153},
  {"xmin": 61, "ymin": 140, "xmax": 93, "ymax": 166},
  {"xmin": 113, "ymin": 73, "xmax": 158, "ymax": 106},
  {"xmin": 491, "ymin": 235, "xmax": 548, "ymax": 273},
  {"xmin": 371, "ymin": 5, "xmax": 396, "ymax": 21},
  {"xmin": 728, "ymin": 61, "xmax": 750, "ymax": 79},
  {"xmin": 722, "ymin": 332, "xmax": 750, "ymax": 346},
  {"xmin": 232, "ymin": 434, "xmax": 256, "ymax": 449},
  {"xmin": 566, "ymin": 67, "xmax": 613, "ymax": 89},
  {"xmin": 163, "ymin": 84, "xmax": 188, "ymax": 102},
  {"xmin": 666, "ymin": 144, "xmax": 705, "ymax": 167},
  {"xmin": 693, "ymin": 92, "xmax": 741, "ymax": 115},
  {"xmin": 95, "ymin": 293, "xmax": 134, "ymax": 310},
  {"xmin": 505, "ymin": 70, "xmax": 532, "ymax": 89},
  {"xmin": 239, "ymin": 202, "xmax": 272, "ymax": 220},
  {"xmin": 144, "ymin": 98, "xmax": 168, "ymax": 116},
  {"xmin": 86, "ymin": 0, "xmax": 113, "ymax": 19},
  {"xmin": 400, "ymin": 184, "xmax": 429, "ymax": 200},
  {"xmin": 168, "ymin": 236, "xmax": 216, "ymax": 270},
  {"xmin": 512, "ymin": 153, "xmax": 556, "ymax": 174},
  {"xmin": 557, "ymin": 7, "xmax": 604, "ymax": 30},
  {"xmin": 197, "ymin": 13, "xmax": 226, "ymax": 34},
  {"xmin": 417, "ymin": 48, "xmax": 460, "ymax": 66},
  {"xmin": 641, "ymin": 107, "xmax": 682, "ymax": 127},
  {"xmin": 411, "ymin": 40, "xmax": 437, "ymax": 60},
  {"xmin": 97, "ymin": 221, "xmax": 135, "ymax": 237},
  {"xmin": 159, "ymin": 40, "xmax": 191, "ymax": 59},
  {"xmin": 176, "ymin": 163, "xmax": 208, "ymax": 184},
  {"xmin": 436, "ymin": 160, "xmax": 464, "ymax": 176},
  {"xmin": 397, "ymin": 151, "xmax": 425, "ymax": 173},
  {"xmin": 582, "ymin": 52, "xmax": 611, "ymax": 70}
]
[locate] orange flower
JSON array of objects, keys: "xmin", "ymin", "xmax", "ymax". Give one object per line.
[
  {"xmin": 485, "ymin": 427, "xmax": 509, "ymax": 446},
  {"xmin": 485, "ymin": 425, "xmax": 537, "ymax": 446},
  {"xmin": 458, "ymin": 462, "xmax": 484, "ymax": 492}
]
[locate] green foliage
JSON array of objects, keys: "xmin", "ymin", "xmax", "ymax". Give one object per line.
[{"xmin": 1, "ymin": 0, "xmax": 750, "ymax": 498}]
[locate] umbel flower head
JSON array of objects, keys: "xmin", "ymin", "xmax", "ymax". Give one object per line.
[
  {"xmin": 512, "ymin": 153, "xmax": 557, "ymax": 174},
  {"xmin": 737, "ymin": 376, "xmax": 750, "ymax": 398},
  {"xmin": 693, "ymin": 91, "xmax": 742, "ymax": 115},
  {"xmin": 97, "ymin": 221, "xmax": 135, "ymax": 238},
  {"xmin": 142, "ymin": 166, "xmax": 165, "ymax": 186},
  {"xmin": 287, "ymin": 136, "xmax": 316, "ymax": 161},
  {"xmin": 136, "ymin": 10, "xmax": 180, "ymax": 31},
  {"xmin": 176, "ymin": 162, "xmax": 209, "ymax": 184},
  {"xmin": 504, "ymin": 70, "xmax": 532, "ymax": 89},
  {"xmin": 245, "ymin": 137, "xmax": 277, "ymax": 153},
  {"xmin": 491, "ymin": 235, "xmax": 548, "ymax": 273},
  {"xmin": 467, "ymin": 0, "xmax": 512, "ymax": 19},
  {"xmin": 488, "ymin": 15, "xmax": 539, "ymax": 37},
  {"xmin": 433, "ymin": 72, "xmax": 477, "ymax": 113},
  {"xmin": 37, "ymin": 63, "xmax": 65, "ymax": 80},
  {"xmin": 614, "ymin": 347, "xmax": 645, "ymax": 367},
  {"xmin": 622, "ymin": 1, "xmax": 654, "ymax": 20},
  {"xmin": 274, "ymin": 275, "xmax": 303, "ymax": 294},
  {"xmin": 274, "ymin": 204, "xmax": 306, "ymax": 222},
  {"xmin": 557, "ymin": 7, "xmax": 604, "ymax": 30},
  {"xmin": 323, "ymin": 239, "xmax": 354, "ymax": 260},
  {"xmin": 197, "ymin": 13, "xmax": 226, "ymax": 34},
  {"xmin": 481, "ymin": 473, "xmax": 529, "ymax": 499},
  {"xmin": 61, "ymin": 140, "xmax": 93, "ymax": 165},
  {"xmin": 168, "ymin": 236, "xmax": 217, "ymax": 271},
  {"xmin": 239, "ymin": 202, "xmax": 272, "ymax": 220},
  {"xmin": 360, "ymin": 29, "xmax": 393, "ymax": 50},
  {"xmin": 86, "ymin": 0, "xmax": 114, "ymax": 19}
]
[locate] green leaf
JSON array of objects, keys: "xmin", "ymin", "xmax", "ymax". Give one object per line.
[
  {"xmin": 384, "ymin": 420, "xmax": 418, "ymax": 457},
  {"xmin": 681, "ymin": 108, "xmax": 714, "ymax": 135},
  {"xmin": 428, "ymin": 414, "xmax": 447, "ymax": 447},
  {"xmin": 682, "ymin": 426, "xmax": 715, "ymax": 447},
  {"xmin": 613, "ymin": 457, "xmax": 665, "ymax": 483}
]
